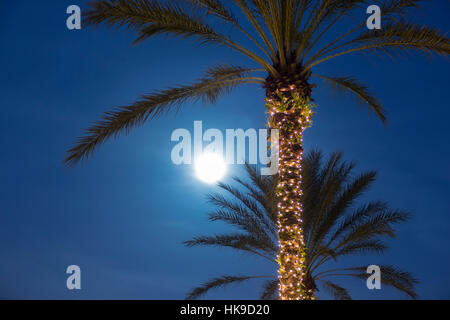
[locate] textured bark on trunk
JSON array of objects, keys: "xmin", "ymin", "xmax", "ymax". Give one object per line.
[{"xmin": 265, "ymin": 76, "xmax": 315, "ymax": 300}]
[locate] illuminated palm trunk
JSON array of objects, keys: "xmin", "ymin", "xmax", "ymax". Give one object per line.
[{"xmin": 265, "ymin": 79, "xmax": 315, "ymax": 300}]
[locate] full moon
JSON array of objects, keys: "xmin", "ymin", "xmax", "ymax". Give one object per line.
[{"xmin": 194, "ymin": 152, "xmax": 227, "ymax": 184}]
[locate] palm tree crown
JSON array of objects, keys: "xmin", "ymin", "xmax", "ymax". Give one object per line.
[
  {"xmin": 184, "ymin": 150, "xmax": 417, "ymax": 299},
  {"xmin": 65, "ymin": 0, "xmax": 449, "ymax": 165}
]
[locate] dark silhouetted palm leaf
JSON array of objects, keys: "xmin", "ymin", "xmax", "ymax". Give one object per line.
[{"xmin": 184, "ymin": 150, "xmax": 417, "ymax": 299}]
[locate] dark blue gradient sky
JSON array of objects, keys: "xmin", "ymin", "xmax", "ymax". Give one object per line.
[{"xmin": 0, "ymin": 1, "xmax": 449, "ymax": 299}]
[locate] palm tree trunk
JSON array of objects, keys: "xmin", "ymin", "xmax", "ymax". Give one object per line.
[{"xmin": 265, "ymin": 81, "xmax": 315, "ymax": 300}]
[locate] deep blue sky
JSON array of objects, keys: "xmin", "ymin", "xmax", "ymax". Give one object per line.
[{"xmin": 0, "ymin": 1, "xmax": 449, "ymax": 299}]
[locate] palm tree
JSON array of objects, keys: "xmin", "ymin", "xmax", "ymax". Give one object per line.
[
  {"xmin": 184, "ymin": 150, "xmax": 417, "ymax": 300},
  {"xmin": 65, "ymin": 1, "xmax": 448, "ymax": 299}
]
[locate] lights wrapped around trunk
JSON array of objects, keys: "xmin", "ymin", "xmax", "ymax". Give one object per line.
[{"xmin": 266, "ymin": 86, "xmax": 315, "ymax": 300}]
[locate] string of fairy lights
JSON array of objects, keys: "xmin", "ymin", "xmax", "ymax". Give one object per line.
[{"xmin": 266, "ymin": 86, "xmax": 315, "ymax": 300}]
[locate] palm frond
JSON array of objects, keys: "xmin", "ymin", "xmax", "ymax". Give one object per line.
[
  {"xmin": 85, "ymin": 0, "xmax": 160, "ymax": 29},
  {"xmin": 260, "ymin": 279, "xmax": 279, "ymax": 300},
  {"xmin": 319, "ymin": 280, "xmax": 352, "ymax": 300},
  {"xmin": 183, "ymin": 233, "xmax": 276, "ymax": 259},
  {"xmin": 85, "ymin": 0, "xmax": 274, "ymax": 71},
  {"xmin": 354, "ymin": 21, "xmax": 450, "ymax": 56},
  {"xmin": 243, "ymin": 157, "xmax": 274, "ymax": 197},
  {"xmin": 305, "ymin": 152, "xmax": 356, "ymax": 247},
  {"xmin": 64, "ymin": 65, "xmax": 259, "ymax": 166},
  {"xmin": 301, "ymin": 149, "xmax": 324, "ymax": 234},
  {"xmin": 310, "ymin": 240, "xmax": 388, "ymax": 274},
  {"xmin": 381, "ymin": 0, "xmax": 421, "ymax": 18},
  {"xmin": 342, "ymin": 265, "xmax": 419, "ymax": 299},
  {"xmin": 86, "ymin": 0, "xmax": 216, "ymax": 44},
  {"xmin": 334, "ymin": 239, "xmax": 389, "ymax": 256},
  {"xmin": 296, "ymin": 0, "xmax": 363, "ymax": 56},
  {"xmin": 305, "ymin": 1, "xmax": 438, "ymax": 65},
  {"xmin": 233, "ymin": 163, "xmax": 277, "ymax": 222},
  {"xmin": 247, "ymin": 0, "xmax": 288, "ymax": 66},
  {"xmin": 189, "ymin": 0, "xmax": 238, "ymax": 25},
  {"xmin": 298, "ymin": 0, "xmax": 367, "ymax": 62},
  {"xmin": 309, "ymin": 21, "xmax": 450, "ymax": 68},
  {"xmin": 333, "ymin": 209, "xmax": 410, "ymax": 251},
  {"xmin": 186, "ymin": 275, "xmax": 264, "ymax": 299},
  {"xmin": 190, "ymin": 0, "xmax": 274, "ymax": 60},
  {"xmin": 327, "ymin": 201, "xmax": 389, "ymax": 245},
  {"xmin": 204, "ymin": 64, "xmax": 258, "ymax": 79},
  {"xmin": 312, "ymin": 74, "xmax": 387, "ymax": 123},
  {"xmin": 311, "ymin": 171, "xmax": 377, "ymax": 250},
  {"xmin": 234, "ymin": 0, "xmax": 278, "ymax": 61},
  {"xmin": 217, "ymin": 182, "xmax": 276, "ymax": 238},
  {"xmin": 233, "ymin": 176, "xmax": 277, "ymax": 224},
  {"xmin": 206, "ymin": 193, "xmax": 274, "ymax": 241}
]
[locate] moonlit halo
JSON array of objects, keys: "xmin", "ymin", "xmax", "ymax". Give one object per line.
[{"xmin": 194, "ymin": 152, "xmax": 227, "ymax": 184}]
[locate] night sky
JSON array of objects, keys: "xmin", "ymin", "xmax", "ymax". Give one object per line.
[{"xmin": 0, "ymin": 1, "xmax": 449, "ymax": 299}]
